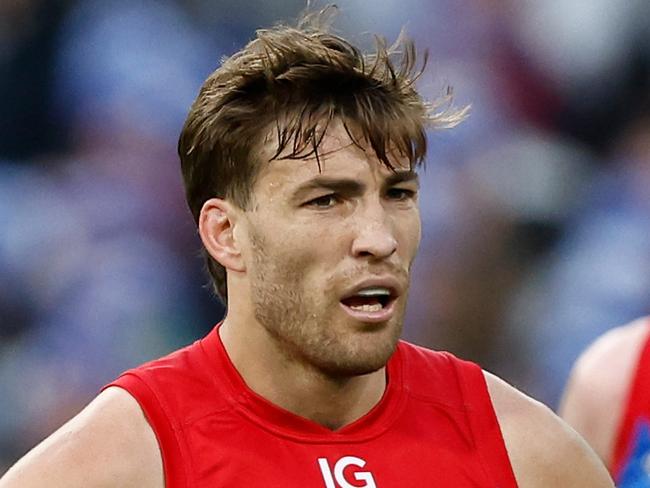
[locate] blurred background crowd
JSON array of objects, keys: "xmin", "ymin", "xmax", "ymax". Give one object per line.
[{"xmin": 2, "ymin": 0, "xmax": 650, "ymax": 471}]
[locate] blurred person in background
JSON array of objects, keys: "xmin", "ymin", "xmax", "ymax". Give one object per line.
[
  {"xmin": 0, "ymin": 8, "xmax": 613, "ymax": 488},
  {"xmin": 559, "ymin": 106, "xmax": 650, "ymax": 487},
  {"xmin": 560, "ymin": 316, "xmax": 650, "ymax": 487}
]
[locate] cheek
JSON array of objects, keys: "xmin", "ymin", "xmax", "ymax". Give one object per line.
[
  {"xmin": 396, "ymin": 212, "xmax": 421, "ymax": 255},
  {"xmin": 260, "ymin": 224, "xmax": 331, "ymax": 273},
  {"xmin": 278, "ymin": 226, "xmax": 349, "ymax": 292}
]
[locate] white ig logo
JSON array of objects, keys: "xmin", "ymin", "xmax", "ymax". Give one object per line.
[{"xmin": 318, "ymin": 456, "xmax": 377, "ymax": 488}]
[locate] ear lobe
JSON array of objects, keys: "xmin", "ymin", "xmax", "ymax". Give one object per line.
[{"xmin": 198, "ymin": 198, "xmax": 246, "ymax": 272}]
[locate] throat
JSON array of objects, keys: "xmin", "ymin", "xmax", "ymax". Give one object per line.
[
  {"xmin": 292, "ymin": 369, "xmax": 388, "ymax": 430},
  {"xmin": 219, "ymin": 317, "xmax": 388, "ymax": 430}
]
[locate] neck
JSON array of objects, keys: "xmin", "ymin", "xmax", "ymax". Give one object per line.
[{"xmin": 219, "ymin": 313, "xmax": 387, "ymax": 430}]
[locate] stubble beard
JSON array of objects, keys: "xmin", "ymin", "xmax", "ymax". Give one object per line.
[{"xmin": 249, "ymin": 232, "xmax": 406, "ymax": 378}]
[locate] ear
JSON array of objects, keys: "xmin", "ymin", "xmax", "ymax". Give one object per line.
[{"xmin": 198, "ymin": 198, "xmax": 246, "ymax": 272}]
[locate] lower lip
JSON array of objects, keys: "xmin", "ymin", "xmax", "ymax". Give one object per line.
[{"xmin": 339, "ymin": 298, "xmax": 397, "ymax": 323}]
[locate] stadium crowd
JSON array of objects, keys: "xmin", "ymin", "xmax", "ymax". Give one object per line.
[{"xmin": 2, "ymin": 0, "xmax": 650, "ymax": 471}]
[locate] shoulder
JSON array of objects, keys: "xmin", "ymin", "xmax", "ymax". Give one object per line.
[
  {"xmin": 563, "ymin": 317, "xmax": 649, "ymax": 410},
  {"xmin": 559, "ymin": 317, "xmax": 650, "ymax": 464},
  {"xmin": 485, "ymin": 372, "xmax": 614, "ymax": 488},
  {"xmin": 0, "ymin": 387, "xmax": 163, "ymax": 488}
]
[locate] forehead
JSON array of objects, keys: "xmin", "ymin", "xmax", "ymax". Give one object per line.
[{"xmin": 254, "ymin": 121, "xmax": 412, "ymax": 191}]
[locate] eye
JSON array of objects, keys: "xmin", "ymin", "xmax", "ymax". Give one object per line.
[
  {"xmin": 386, "ymin": 188, "xmax": 416, "ymax": 201},
  {"xmin": 305, "ymin": 194, "xmax": 340, "ymax": 208}
]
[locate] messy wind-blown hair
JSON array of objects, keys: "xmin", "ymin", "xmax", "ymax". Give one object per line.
[{"xmin": 178, "ymin": 6, "xmax": 468, "ymax": 303}]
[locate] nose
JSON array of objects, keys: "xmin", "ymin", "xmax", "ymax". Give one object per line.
[{"xmin": 350, "ymin": 203, "xmax": 398, "ymax": 260}]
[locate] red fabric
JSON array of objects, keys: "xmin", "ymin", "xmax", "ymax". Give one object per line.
[
  {"xmin": 612, "ymin": 319, "xmax": 650, "ymax": 478},
  {"xmin": 106, "ymin": 326, "xmax": 518, "ymax": 487}
]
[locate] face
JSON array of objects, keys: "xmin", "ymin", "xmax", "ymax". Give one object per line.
[{"xmin": 241, "ymin": 122, "xmax": 421, "ymax": 377}]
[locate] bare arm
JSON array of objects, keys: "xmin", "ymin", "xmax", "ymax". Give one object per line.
[
  {"xmin": 486, "ymin": 372, "xmax": 614, "ymax": 488},
  {"xmin": 559, "ymin": 318, "xmax": 648, "ymax": 466},
  {"xmin": 0, "ymin": 387, "xmax": 164, "ymax": 488}
]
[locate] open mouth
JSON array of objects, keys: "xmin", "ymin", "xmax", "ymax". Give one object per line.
[
  {"xmin": 339, "ymin": 286, "xmax": 397, "ymax": 321},
  {"xmin": 341, "ymin": 290, "xmax": 393, "ymax": 312}
]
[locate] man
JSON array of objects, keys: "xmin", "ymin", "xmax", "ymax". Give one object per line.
[
  {"xmin": 1, "ymin": 10, "xmax": 613, "ymax": 488},
  {"xmin": 560, "ymin": 316, "xmax": 650, "ymax": 486}
]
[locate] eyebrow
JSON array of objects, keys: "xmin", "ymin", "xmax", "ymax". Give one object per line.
[
  {"xmin": 291, "ymin": 177, "xmax": 365, "ymax": 202},
  {"xmin": 291, "ymin": 170, "xmax": 420, "ymax": 202},
  {"xmin": 384, "ymin": 170, "xmax": 420, "ymax": 189}
]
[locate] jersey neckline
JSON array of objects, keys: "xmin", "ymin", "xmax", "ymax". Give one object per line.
[{"xmin": 198, "ymin": 324, "xmax": 407, "ymax": 443}]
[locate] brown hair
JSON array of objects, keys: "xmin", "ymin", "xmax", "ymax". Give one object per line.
[{"xmin": 178, "ymin": 7, "xmax": 467, "ymax": 303}]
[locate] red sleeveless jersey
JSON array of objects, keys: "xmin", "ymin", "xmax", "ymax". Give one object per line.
[
  {"xmin": 105, "ymin": 326, "xmax": 518, "ymax": 487},
  {"xmin": 612, "ymin": 319, "xmax": 650, "ymax": 486}
]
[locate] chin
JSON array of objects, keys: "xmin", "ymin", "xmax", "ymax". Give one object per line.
[{"xmin": 315, "ymin": 331, "xmax": 400, "ymax": 378}]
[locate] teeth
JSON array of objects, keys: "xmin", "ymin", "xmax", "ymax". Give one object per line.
[
  {"xmin": 356, "ymin": 287, "xmax": 391, "ymax": 297},
  {"xmin": 350, "ymin": 303, "xmax": 383, "ymax": 312}
]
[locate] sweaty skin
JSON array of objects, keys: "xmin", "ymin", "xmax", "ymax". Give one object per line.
[{"xmin": 0, "ymin": 125, "xmax": 614, "ymax": 488}]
